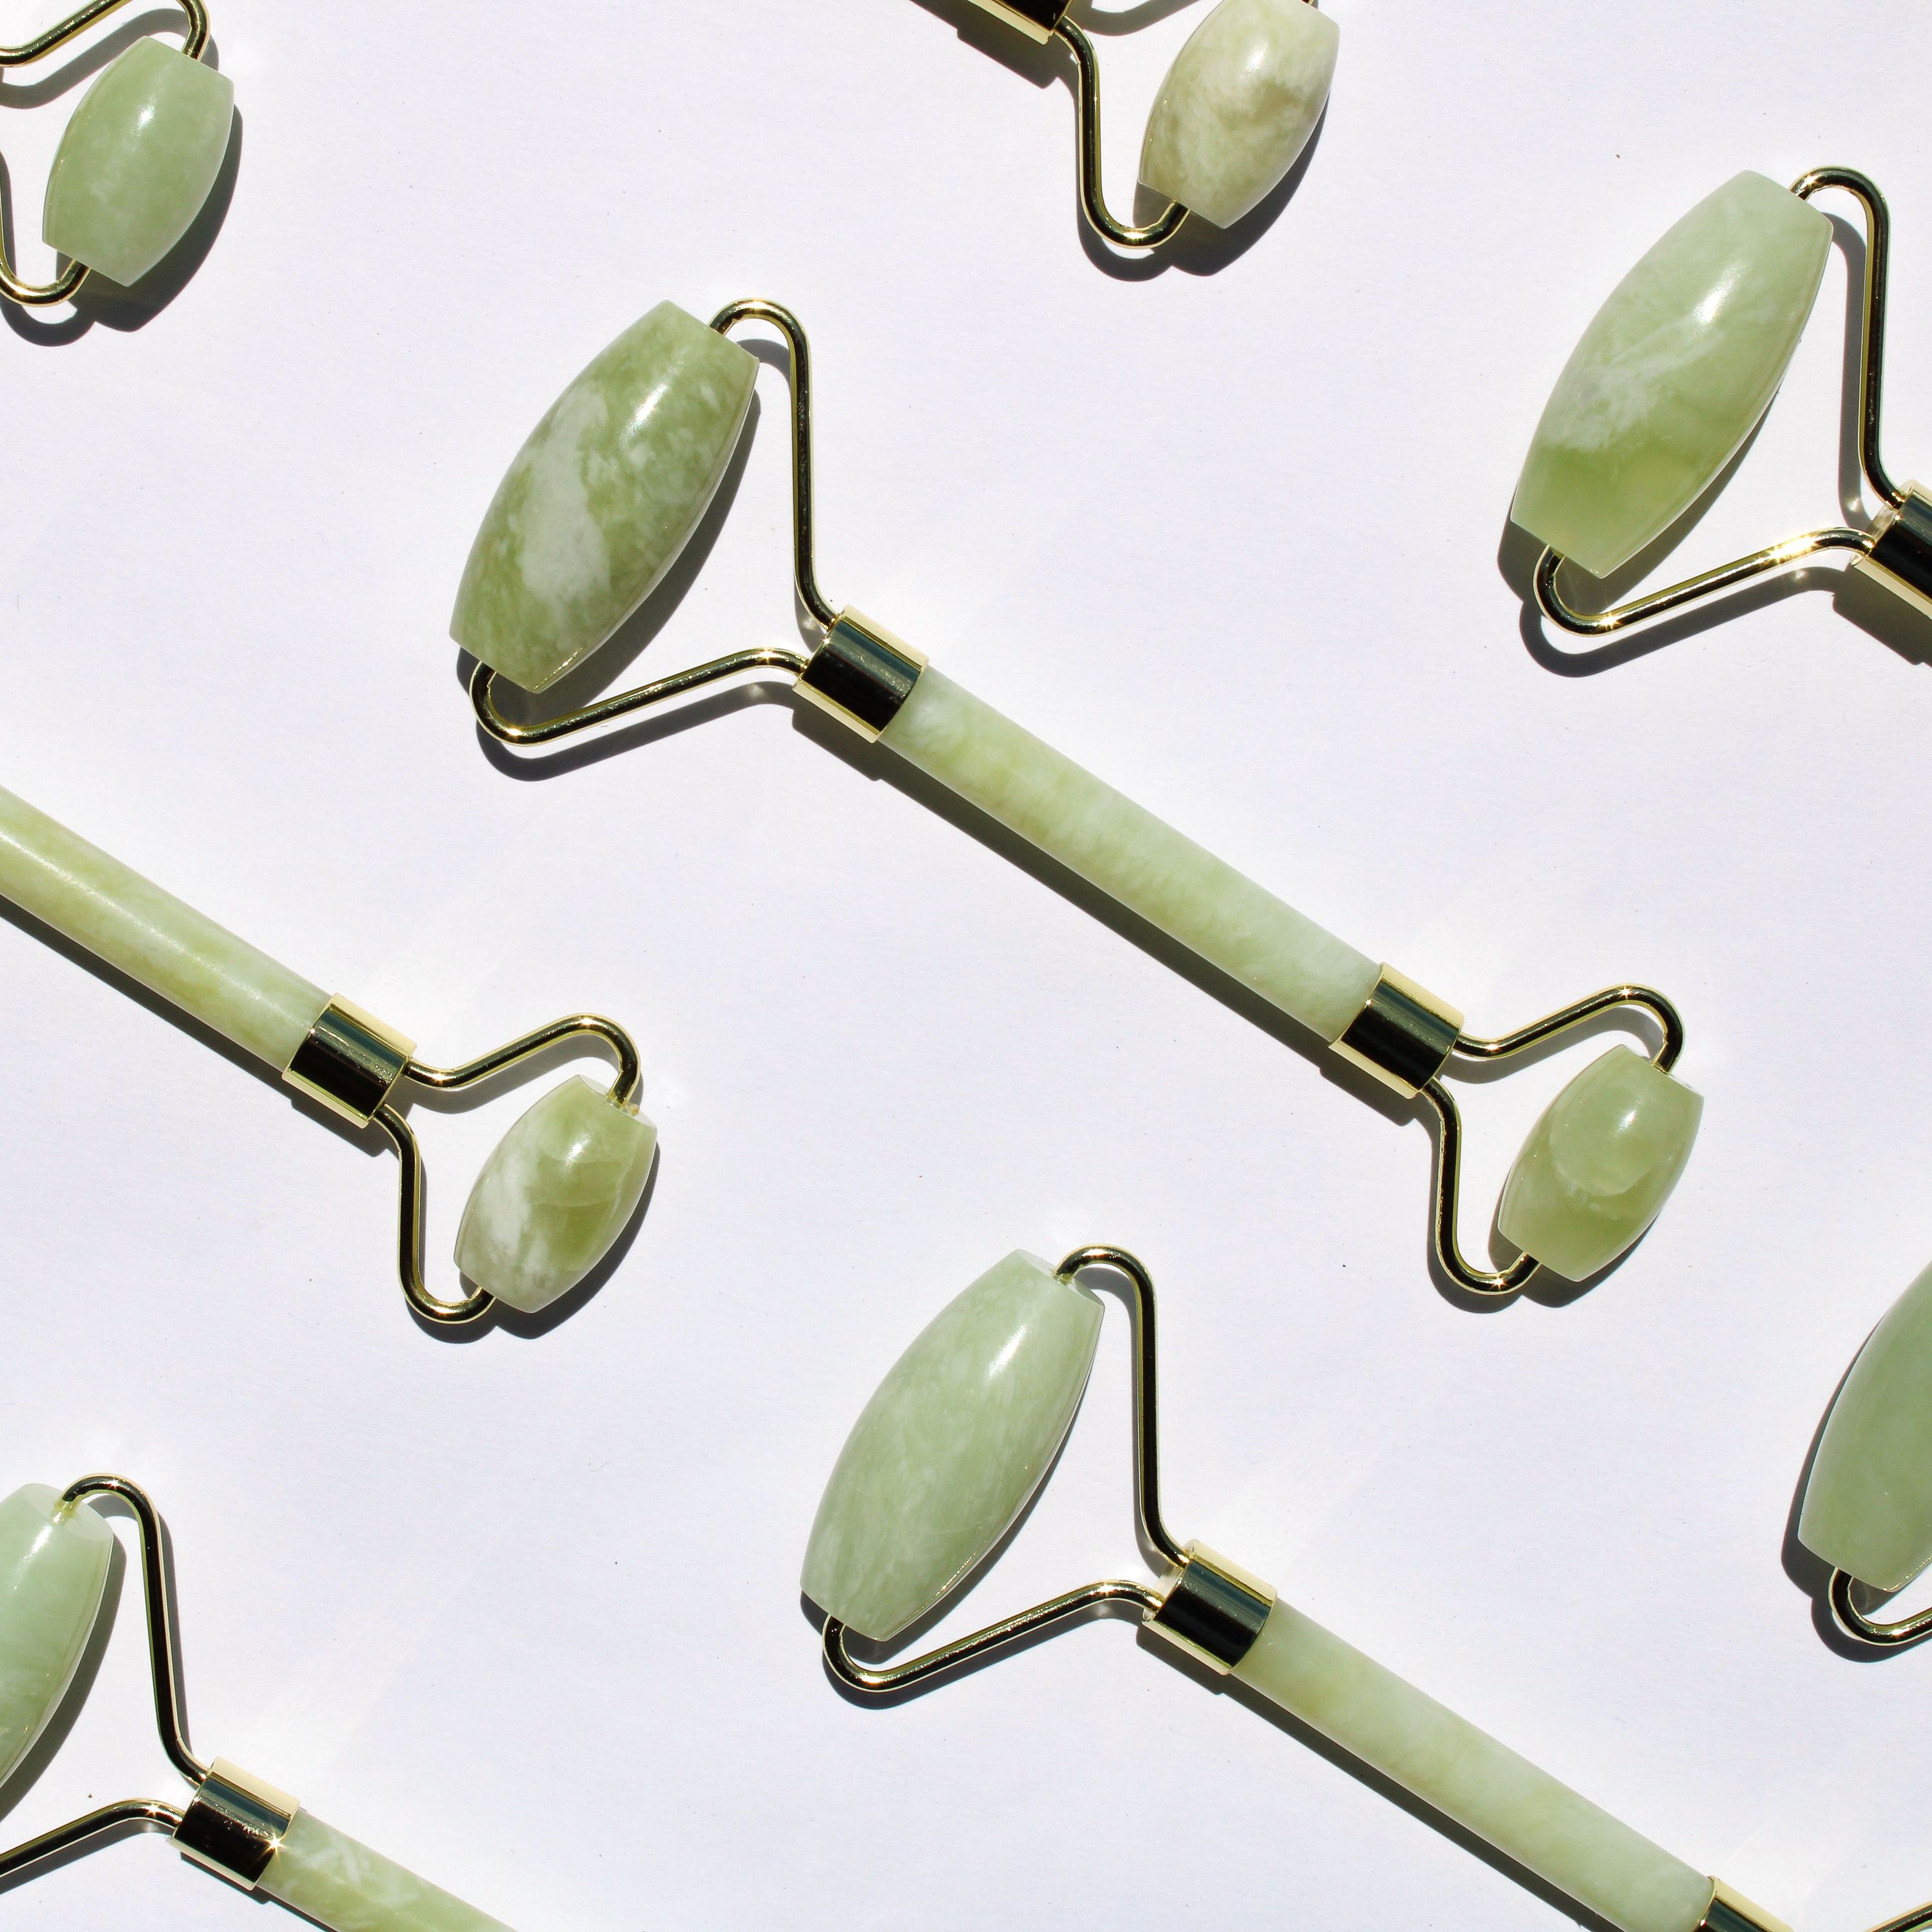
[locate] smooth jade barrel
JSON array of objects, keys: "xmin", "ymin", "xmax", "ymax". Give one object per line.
[
  {"xmin": 1233, "ymin": 1599, "xmax": 1716, "ymax": 1932},
  {"xmin": 1513, "ymin": 171, "xmax": 1832, "ymax": 579},
  {"xmin": 1497, "ymin": 1046, "xmax": 1703, "ymax": 1282},
  {"xmin": 455, "ymin": 1075, "xmax": 658, "ymax": 1313},
  {"xmin": 43, "ymin": 38, "xmax": 234, "ymax": 287},
  {"xmin": 258, "ymin": 1810, "xmax": 514, "ymax": 1932},
  {"xmin": 1140, "ymin": 0, "xmax": 1338, "ymax": 229},
  {"xmin": 452, "ymin": 303, "xmax": 758, "ymax": 694},
  {"xmin": 0, "ymin": 785, "xmax": 328, "ymax": 1069},
  {"xmin": 803, "ymin": 1252, "xmax": 1103, "ymax": 1642},
  {"xmin": 1799, "ymin": 1262, "xmax": 1932, "ymax": 1592},
  {"xmin": 878, "ymin": 668, "xmax": 1379, "ymax": 1044},
  {"xmin": 0, "ymin": 1485, "xmax": 113, "ymax": 1786}
]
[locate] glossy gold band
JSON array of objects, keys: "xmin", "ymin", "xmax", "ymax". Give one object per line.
[
  {"xmin": 1698, "ymin": 1879, "xmax": 1795, "ymax": 1932},
  {"xmin": 965, "ymin": 0, "xmax": 1070, "ymax": 41},
  {"xmin": 1146, "ymin": 1542, "xmax": 1276, "ymax": 1675},
  {"xmin": 1331, "ymin": 965, "xmax": 1465, "ymax": 1099},
  {"xmin": 174, "ymin": 1759, "xmax": 296, "ymax": 1888},
  {"xmin": 795, "ymin": 607, "xmax": 927, "ymax": 742},
  {"xmin": 1852, "ymin": 480, "xmax": 1932, "ymax": 621},
  {"xmin": 281, "ymin": 998, "xmax": 415, "ymax": 1128}
]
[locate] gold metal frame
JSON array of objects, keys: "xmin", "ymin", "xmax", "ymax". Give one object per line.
[
  {"xmin": 1533, "ymin": 168, "xmax": 1911, "ymax": 637},
  {"xmin": 1826, "ymin": 1566, "xmax": 1932, "ymax": 1651},
  {"xmin": 0, "ymin": 1474, "xmax": 296, "ymax": 1890},
  {"xmin": 0, "ymin": 0, "xmax": 213, "ymax": 306}
]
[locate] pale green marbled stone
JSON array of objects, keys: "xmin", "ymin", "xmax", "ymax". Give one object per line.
[
  {"xmin": 258, "ymin": 1810, "xmax": 513, "ymax": 1932},
  {"xmin": 879, "ymin": 668, "xmax": 1378, "ymax": 1043},
  {"xmin": 43, "ymin": 39, "xmax": 233, "ymax": 287},
  {"xmin": 1140, "ymin": 0, "xmax": 1337, "ymax": 229},
  {"xmin": 1235, "ymin": 1600, "xmax": 1712, "ymax": 1932},
  {"xmin": 451, "ymin": 302, "xmax": 757, "ymax": 693},
  {"xmin": 0, "ymin": 1485, "xmax": 112, "ymax": 1787},
  {"xmin": 0, "ymin": 785, "xmax": 328, "ymax": 1070},
  {"xmin": 455, "ymin": 1075, "xmax": 656, "ymax": 1314},
  {"xmin": 1799, "ymin": 1262, "xmax": 1932, "ymax": 1591},
  {"xmin": 802, "ymin": 1251, "xmax": 1103, "ymax": 1642},
  {"xmin": 1513, "ymin": 171, "xmax": 1831, "ymax": 578},
  {"xmin": 1496, "ymin": 1046, "xmax": 1701, "ymax": 1282}
]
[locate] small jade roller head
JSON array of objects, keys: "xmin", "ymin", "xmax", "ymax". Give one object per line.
[
  {"xmin": 1798, "ymin": 1263, "xmax": 1932, "ymax": 1649},
  {"xmin": 1513, "ymin": 166, "xmax": 1932, "ymax": 643},
  {"xmin": 3, "ymin": 0, "xmax": 234, "ymax": 306},
  {"xmin": 0, "ymin": 1475, "xmax": 517, "ymax": 1929},
  {"xmin": 951, "ymin": 0, "xmax": 1335, "ymax": 251}
]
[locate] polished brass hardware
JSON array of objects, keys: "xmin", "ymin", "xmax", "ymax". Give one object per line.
[
  {"xmin": 0, "ymin": 0, "xmax": 213, "ymax": 306},
  {"xmin": 1700, "ymin": 1880, "xmax": 1797, "ymax": 1932},
  {"xmin": 175, "ymin": 1760, "xmax": 296, "ymax": 1888},
  {"xmin": 1148, "ymin": 1543, "xmax": 1275, "ymax": 1674},
  {"xmin": 1332, "ymin": 966, "xmax": 1463, "ymax": 1099},
  {"xmin": 1851, "ymin": 482, "xmax": 1932, "ymax": 622},
  {"xmin": 965, "ymin": 0, "xmax": 1069, "ymax": 41},
  {"xmin": 283, "ymin": 999, "xmax": 415, "ymax": 1129},
  {"xmin": 796, "ymin": 608, "xmax": 927, "ymax": 741}
]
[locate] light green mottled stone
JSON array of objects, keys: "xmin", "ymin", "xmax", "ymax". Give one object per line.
[
  {"xmin": 1513, "ymin": 171, "xmax": 1831, "ymax": 578},
  {"xmin": 1139, "ymin": 0, "xmax": 1338, "ymax": 229},
  {"xmin": 1234, "ymin": 1600, "xmax": 1713, "ymax": 1932},
  {"xmin": 454, "ymin": 1075, "xmax": 656, "ymax": 1314},
  {"xmin": 0, "ymin": 1485, "xmax": 113, "ymax": 1787},
  {"xmin": 803, "ymin": 1251, "xmax": 1103, "ymax": 1642},
  {"xmin": 1496, "ymin": 1047, "xmax": 1701, "ymax": 1283},
  {"xmin": 43, "ymin": 38, "xmax": 233, "ymax": 287},
  {"xmin": 0, "ymin": 786, "xmax": 328, "ymax": 1070},
  {"xmin": 257, "ymin": 1810, "xmax": 513, "ymax": 1932},
  {"xmin": 451, "ymin": 302, "xmax": 757, "ymax": 693},
  {"xmin": 879, "ymin": 668, "xmax": 1378, "ymax": 1042},
  {"xmin": 1799, "ymin": 1262, "xmax": 1932, "ymax": 1591}
]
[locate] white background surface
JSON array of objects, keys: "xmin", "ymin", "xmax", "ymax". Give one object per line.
[{"xmin": 0, "ymin": 1, "xmax": 1927, "ymax": 1926}]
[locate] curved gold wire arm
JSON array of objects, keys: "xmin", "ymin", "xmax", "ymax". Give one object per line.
[
  {"xmin": 470, "ymin": 299, "xmax": 829, "ymax": 750},
  {"xmin": 822, "ymin": 1245, "xmax": 1180, "ymax": 1697},
  {"xmin": 375, "ymin": 1014, "xmax": 643, "ymax": 1327},
  {"xmin": 0, "ymin": 1474, "xmax": 205, "ymax": 1886},
  {"xmin": 1533, "ymin": 167, "xmax": 1901, "ymax": 638},
  {"xmin": 1051, "ymin": 18, "xmax": 1186, "ymax": 251},
  {"xmin": 0, "ymin": 0, "xmax": 212, "ymax": 307},
  {"xmin": 1826, "ymin": 1567, "xmax": 1932, "ymax": 1651},
  {"xmin": 1421, "ymin": 985, "xmax": 1685, "ymax": 1297}
]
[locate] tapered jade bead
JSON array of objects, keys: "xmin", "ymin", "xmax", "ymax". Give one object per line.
[
  {"xmin": 1496, "ymin": 1046, "xmax": 1702, "ymax": 1282},
  {"xmin": 803, "ymin": 1252, "xmax": 1103, "ymax": 1642},
  {"xmin": 1799, "ymin": 1263, "xmax": 1932, "ymax": 1591},
  {"xmin": 1139, "ymin": 0, "xmax": 1338, "ymax": 230},
  {"xmin": 0, "ymin": 1485, "xmax": 113, "ymax": 1787},
  {"xmin": 1513, "ymin": 171, "xmax": 1832, "ymax": 578},
  {"xmin": 452, "ymin": 303, "xmax": 758, "ymax": 693},
  {"xmin": 258, "ymin": 1810, "xmax": 514, "ymax": 1932},
  {"xmin": 43, "ymin": 38, "xmax": 234, "ymax": 287},
  {"xmin": 455, "ymin": 1075, "xmax": 657, "ymax": 1314}
]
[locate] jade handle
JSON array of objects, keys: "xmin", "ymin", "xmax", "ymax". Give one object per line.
[
  {"xmin": 1230, "ymin": 1600, "xmax": 1715, "ymax": 1932},
  {"xmin": 0, "ymin": 784, "xmax": 328, "ymax": 1070},
  {"xmin": 256, "ymin": 1810, "xmax": 515, "ymax": 1932},
  {"xmin": 876, "ymin": 668, "xmax": 1380, "ymax": 1043}
]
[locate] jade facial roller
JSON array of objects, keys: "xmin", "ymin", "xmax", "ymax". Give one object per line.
[
  {"xmin": 2, "ymin": 0, "xmax": 234, "ymax": 304},
  {"xmin": 0, "ymin": 783, "xmax": 655, "ymax": 1324},
  {"xmin": 1514, "ymin": 168, "xmax": 1932, "ymax": 641},
  {"xmin": 0, "ymin": 1474, "xmax": 514, "ymax": 1929},
  {"xmin": 940, "ymin": 0, "xmax": 1335, "ymax": 250},
  {"xmin": 1794, "ymin": 1261, "xmax": 1932, "ymax": 1650},
  {"xmin": 459, "ymin": 299, "xmax": 1701, "ymax": 1297},
  {"xmin": 804, "ymin": 1247, "xmax": 1913, "ymax": 1932}
]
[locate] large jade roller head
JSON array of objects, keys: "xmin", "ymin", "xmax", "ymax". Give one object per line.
[
  {"xmin": 1514, "ymin": 167, "xmax": 1932, "ymax": 645},
  {"xmin": 1, "ymin": 0, "xmax": 234, "ymax": 307},
  {"xmin": 459, "ymin": 298, "xmax": 1702, "ymax": 1300},
  {"xmin": 1796, "ymin": 1262, "xmax": 1932, "ymax": 1651},
  {"xmin": 920, "ymin": 0, "xmax": 1336, "ymax": 252},
  {"xmin": 803, "ymin": 1247, "xmax": 1808, "ymax": 1932},
  {"xmin": 0, "ymin": 785, "xmax": 656, "ymax": 1327},
  {"xmin": 0, "ymin": 1475, "xmax": 518, "ymax": 1929}
]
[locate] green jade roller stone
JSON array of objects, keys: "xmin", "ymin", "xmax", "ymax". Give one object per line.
[
  {"xmin": 455, "ymin": 1075, "xmax": 657, "ymax": 1314},
  {"xmin": 1497, "ymin": 1046, "xmax": 1702, "ymax": 1283},
  {"xmin": 1512, "ymin": 171, "xmax": 1832, "ymax": 580},
  {"xmin": 1799, "ymin": 1263, "xmax": 1932, "ymax": 1593},
  {"xmin": 1140, "ymin": 0, "xmax": 1338, "ymax": 231},
  {"xmin": 0, "ymin": 1485, "xmax": 113, "ymax": 1785},
  {"xmin": 452, "ymin": 302, "xmax": 757, "ymax": 694},
  {"xmin": 258, "ymin": 1811, "xmax": 513, "ymax": 1932},
  {"xmin": 43, "ymin": 37, "xmax": 234, "ymax": 287},
  {"xmin": 802, "ymin": 1252, "xmax": 1103, "ymax": 1642}
]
